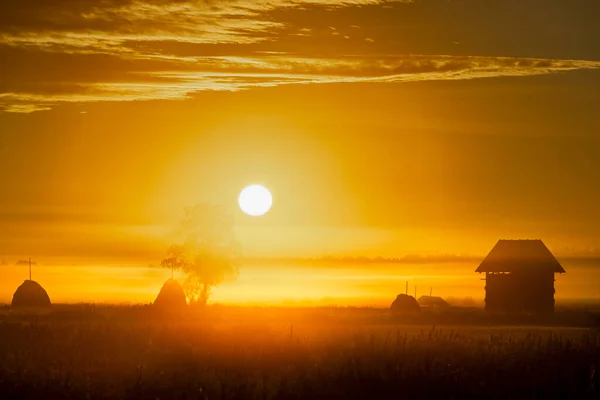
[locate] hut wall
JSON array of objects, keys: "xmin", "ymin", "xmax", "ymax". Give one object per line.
[{"xmin": 485, "ymin": 271, "xmax": 555, "ymax": 314}]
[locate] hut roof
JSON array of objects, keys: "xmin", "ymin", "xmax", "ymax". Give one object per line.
[
  {"xmin": 11, "ymin": 280, "xmax": 51, "ymax": 308},
  {"xmin": 417, "ymin": 295, "xmax": 448, "ymax": 307},
  {"xmin": 154, "ymin": 278, "xmax": 187, "ymax": 308},
  {"xmin": 475, "ymin": 239, "xmax": 565, "ymax": 274}
]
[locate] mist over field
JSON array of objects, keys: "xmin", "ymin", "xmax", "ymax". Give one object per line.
[{"xmin": 2, "ymin": 258, "xmax": 600, "ymax": 306}]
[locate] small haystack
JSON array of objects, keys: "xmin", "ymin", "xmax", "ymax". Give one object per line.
[
  {"xmin": 154, "ymin": 278, "xmax": 187, "ymax": 309},
  {"xmin": 389, "ymin": 294, "xmax": 421, "ymax": 315},
  {"xmin": 11, "ymin": 280, "xmax": 51, "ymax": 308},
  {"xmin": 417, "ymin": 295, "xmax": 449, "ymax": 308}
]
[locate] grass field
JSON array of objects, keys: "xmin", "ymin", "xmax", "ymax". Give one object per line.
[{"xmin": 1, "ymin": 305, "xmax": 599, "ymax": 399}]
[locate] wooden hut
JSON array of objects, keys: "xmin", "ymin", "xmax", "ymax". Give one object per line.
[
  {"xmin": 476, "ymin": 239, "xmax": 565, "ymax": 314},
  {"xmin": 417, "ymin": 295, "xmax": 448, "ymax": 308}
]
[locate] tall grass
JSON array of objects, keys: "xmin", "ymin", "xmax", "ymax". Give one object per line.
[{"xmin": 0, "ymin": 306, "xmax": 598, "ymax": 399}]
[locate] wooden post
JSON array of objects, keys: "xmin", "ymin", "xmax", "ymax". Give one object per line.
[{"xmin": 29, "ymin": 257, "xmax": 31, "ymax": 281}]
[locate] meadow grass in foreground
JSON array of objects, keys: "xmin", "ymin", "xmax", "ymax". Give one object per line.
[{"xmin": 0, "ymin": 306, "xmax": 598, "ymax": 399}]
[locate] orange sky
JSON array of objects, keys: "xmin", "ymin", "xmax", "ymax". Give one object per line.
[
  {"xmin": 2, "ymin": 259, "xmax": 599, "ymax": 306},
  {"xmin": 1, "ymin": 0, "xmax": 600, "ymax": 304}
]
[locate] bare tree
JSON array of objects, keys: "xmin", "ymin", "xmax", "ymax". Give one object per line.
[{"xmin": 161, "ymin": 204, "xmax": 239, "ymax": 305}]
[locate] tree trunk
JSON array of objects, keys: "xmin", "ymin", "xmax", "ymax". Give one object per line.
[{"xmin": 200, "ymin": 283, "xmax": 209, "ymax": 305}]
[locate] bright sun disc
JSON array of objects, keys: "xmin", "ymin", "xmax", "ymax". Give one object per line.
[{"xmin": 239, "ymin": 185, "xmax": 273, "ymax": 216}]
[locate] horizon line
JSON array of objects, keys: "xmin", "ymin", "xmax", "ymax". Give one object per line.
[{"xmin": 240, "ymin": 254, "xmax": 600, "ymax": 265}]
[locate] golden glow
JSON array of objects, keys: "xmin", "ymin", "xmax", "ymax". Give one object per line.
[
  {"xmin": 239, "ymin": 184, "xmax": 273, "ymax": 216},
  {"xmin": 2, "ymin": 0, "xmax": 600, "ymax": 307},
  {"xmin": 1, "ymin": 261, "xmax": 594, "ymax": 306}
]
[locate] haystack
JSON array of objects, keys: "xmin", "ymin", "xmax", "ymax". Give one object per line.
[
  {"xmin": 389, "ymin": 294, "xmax": 421, "ymax": 315},
  {"xmin": 11, "ymin": 280, "xmax": 51, "ymax": 308},
  {"xmin": 154, "ymin": 278, "xmax": 187, "ymax": 309},
  {"xmin": 417, "ymin": 295, "xmax": 449, "ymax": 308}
]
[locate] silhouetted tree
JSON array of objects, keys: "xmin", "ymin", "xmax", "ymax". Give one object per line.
[{"xmin": 161, "ymin": 204, "xmax": 239, "ymax": 305}]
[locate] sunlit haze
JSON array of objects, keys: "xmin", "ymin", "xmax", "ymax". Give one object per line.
[{"xmin": 1, "ymin": 0, "xmax": 600, "ymax": 306}]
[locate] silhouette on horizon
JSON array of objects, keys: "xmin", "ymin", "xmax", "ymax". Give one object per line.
[
  {"xmin": 417, "ymin": 295, "xmax": 449, "ymax": 308},
  {"xmin": 154, "ymin": 278, "xmax": 188, "ymax": 309},
  {"xmin": 389, "ymin": 294, "xmax": 422, "ymax": 315},
  {"xmin": 12, "ymin": 280, "xmax": 51, "ymax": 309},
  {"xmin": 11, "ymin": 258, "xmax": 51, "ymax": 309},
  {"xmin": 476, "ymin": 239, "xmax": 565, "ymax": 315}
]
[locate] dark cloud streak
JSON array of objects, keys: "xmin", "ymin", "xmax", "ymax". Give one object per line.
[{"xmin": 2, "ymin": 0, "xmax": 600, "ymax": 112}]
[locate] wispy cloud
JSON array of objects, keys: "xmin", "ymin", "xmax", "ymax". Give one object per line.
[
  {"xmin": 2, "ymin": 54, "xmax": 600, "ymax": 112},
  {"xmin": 0, "ymin": 103, "xmax": 53, "ymax": 114},
  {"xmin": 0, "ymin": 0, "xmax": 407, "ymax": 50},
  {"xmin": 2, "ymin": 0, "xmax": 600, "ymax": 112}
]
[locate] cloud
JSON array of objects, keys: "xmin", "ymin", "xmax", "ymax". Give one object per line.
[
  {"xmin": 2, "ymin": 0, "xmax": 600, "ymax": 112},
  {"xmin": 2, "ymin": 54, "xmax": 600, "ymax": 112},
  {"xmin": 0, "ymin": 0, "xmax": 407, "ymax": 50},
  {"xmin": 0, "ymin": 104, "xmax": 53, "ymax": 113}
]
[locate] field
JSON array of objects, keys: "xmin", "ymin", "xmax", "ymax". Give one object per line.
[{"xmin": 1, "ymin": 305, "xmax": 599, "ymax": 399}]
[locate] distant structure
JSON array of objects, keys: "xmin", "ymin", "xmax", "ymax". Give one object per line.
[
  {"xmin": 417, "ymin": 295, "xmax": 448, "ymax": 308},
  {"xmin": 154, "ymin": 278, "xmax": 188, "ymax": 309},
  {"xmin": 11, "ymin": 258, "xmax": 51, "ymax": 309},
  {"xmin": 389, "ymin": 294, "xmax": 421, "ymax": 315},
  {"xmin": 476, "ymin": 240, "xmax": 565, "ymax": 315},
  {"xmin": 12, "ymin": 280, "xmax": 51, "ymax": 309}
]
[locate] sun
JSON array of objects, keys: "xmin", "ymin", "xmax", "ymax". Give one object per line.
[{"xmin": 238, "ymin": 185, "xmax": 273, "ymax": 216}]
